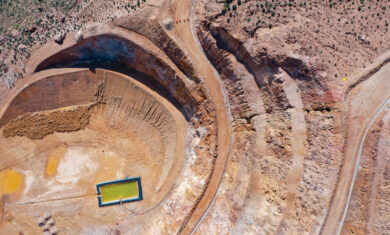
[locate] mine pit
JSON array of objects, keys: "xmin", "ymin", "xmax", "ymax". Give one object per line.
[
  {"xmin": 1, "ymin": 0, "xmax": 390, "ymax": 234},
  {"xmin": 0, "ymin": 68, "xmax": 188, "ymax": 232},
  {"xmin": 0, "ymin": 21, "xmax": 221, "ymax": 233}
]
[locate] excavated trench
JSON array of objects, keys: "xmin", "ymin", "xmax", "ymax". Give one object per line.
[{"xmin": 0, "ymin": 31, "xmax": 217, "ymax": 234}]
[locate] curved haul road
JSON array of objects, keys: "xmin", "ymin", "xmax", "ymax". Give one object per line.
[
  {"xmin": 321, "ymin": 62, "xmax": 390, "ymax": 234},
  {"xmin": 169, "ymin": 0, "xmax": 233, "ymax": 234},
  {"xmin": 336, "ymin": 96, "xmax": 390, "ymax": 234}
]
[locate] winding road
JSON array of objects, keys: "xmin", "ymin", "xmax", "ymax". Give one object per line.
[
  {"xmin": 336, "ymin": 97, "xmax": 390, "ymax": 235},
  {"xmin": 322, "ymin": 62, "xmax": 390, "ymax": 234},
  {"xmin": 167, "ymin": 0, "xmax": 233, "ymax": 234}
]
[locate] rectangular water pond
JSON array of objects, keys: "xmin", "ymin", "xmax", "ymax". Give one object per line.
[{"xmin": 96, "ymin": 177, "xmax": 143, "ymax": 207}]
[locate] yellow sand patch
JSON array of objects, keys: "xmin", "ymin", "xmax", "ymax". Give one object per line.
[
  {"xmin": 46, "ymin": 156, "xmax": 60, "ymax": 176},
  {"xmin": 45, "ymin": 146, "xmax": 67, "ymax": 177},
  {"xmin": 0, "ymin": 170, "xmax": 22, "ymax": 195}
]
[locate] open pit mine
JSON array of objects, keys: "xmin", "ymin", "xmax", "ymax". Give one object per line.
[{"xmin": 0, "ymin": 0, "xmax": 389, "ymax": 234}]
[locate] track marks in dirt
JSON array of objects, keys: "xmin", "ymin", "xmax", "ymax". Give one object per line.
[{"xmin": 276, "ymin": 69, "xmax": 307, "ymax": 233}]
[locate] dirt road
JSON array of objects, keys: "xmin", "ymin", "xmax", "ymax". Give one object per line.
[
  {"xmin": 166, "ymin": 0, "xmax": 233, "ymax": 233},
  {"xmin": 321, "ymin": 62, "xmax": 390, "ymax": 234}
]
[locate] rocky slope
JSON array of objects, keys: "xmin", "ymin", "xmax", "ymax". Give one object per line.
[{"xmin": 192, "ymin": 0, "xmax": 389, "ymax": 234}]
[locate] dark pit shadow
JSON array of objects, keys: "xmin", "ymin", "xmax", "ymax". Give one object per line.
[{"xmin": 34, "ymin": 35, "xmax": 191, "ymax": 121}]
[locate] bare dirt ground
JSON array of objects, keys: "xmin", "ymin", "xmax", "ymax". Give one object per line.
[
  {"xmin": 0, "ymin": 69, "xmax": 190, "ymax": 233},
  {"xmin": 0, "ymin": 0, "xmax": 390, "ymax": 234}
]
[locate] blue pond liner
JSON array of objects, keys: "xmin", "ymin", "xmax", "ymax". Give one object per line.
[{"xmin": 96, "ymin": 176, "xmax": 143, "ymax": 207}]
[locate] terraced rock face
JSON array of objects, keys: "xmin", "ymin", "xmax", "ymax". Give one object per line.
[
  {"xmin": 191, "ymin": 0, "xmax": 390, "ymax": 234},
  {"xmin": 194, "ymin": 18, "xmax": 344, "ymax": 235}
]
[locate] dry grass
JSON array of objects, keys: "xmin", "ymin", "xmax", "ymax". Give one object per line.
[
  {"xmin": 205, "ymin": 0, "xmax": 390, "ymax": 85},
  {"xmin": 0, "ymin": 0, "xmax": 148, "ymax": 91}
]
